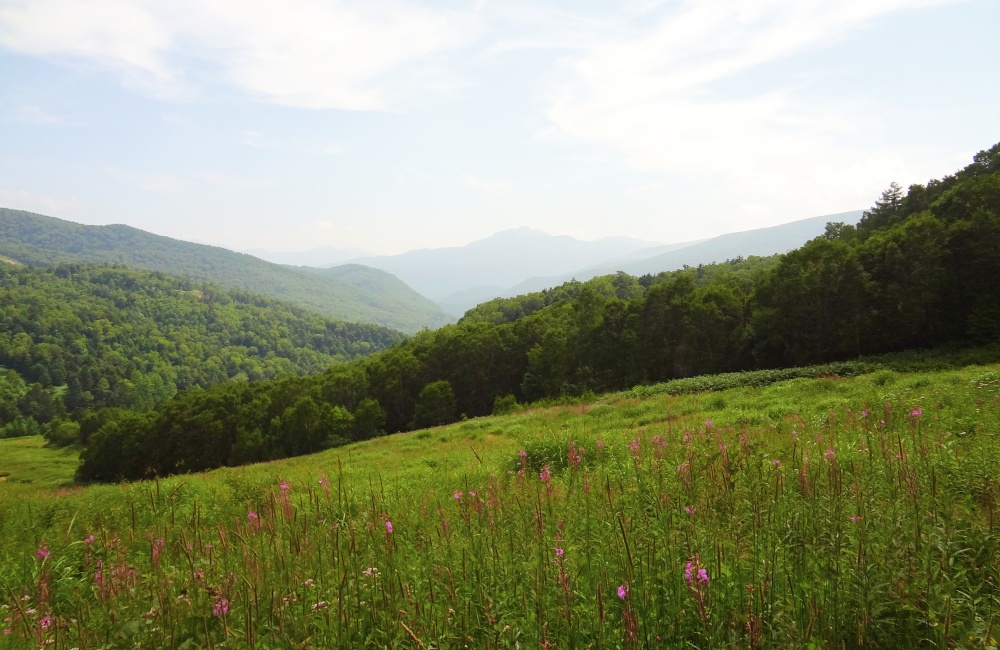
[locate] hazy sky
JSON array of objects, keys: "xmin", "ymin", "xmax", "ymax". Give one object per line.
[{"xmin": 1, "ymin": 0, "xmax": 996, "ymax": 255}]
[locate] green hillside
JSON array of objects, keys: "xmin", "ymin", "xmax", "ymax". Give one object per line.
[
  {"xmin": 0, "ymin": 263, "xmax": 404, "ymax": 439},
  {"xmin": 2, "ymin": 360, "xmax": 999, "ymax": 647},
  {"xmin": 70, "ymin": 142, "xmax": 1000, "ymax": 481},
  {"xmin": 0, "ymin": 209, "xmax": 451, "ymax": 333}
]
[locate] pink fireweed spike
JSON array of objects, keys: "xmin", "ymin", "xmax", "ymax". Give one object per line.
[
  {"xmin": 385, "ymin": 520, "xmax": 393, "ymax": 534},
  {"xmin": 617, "ymin": 584, "xmax": 628, "ymax": 600}
]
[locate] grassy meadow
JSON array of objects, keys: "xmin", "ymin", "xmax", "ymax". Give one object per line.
[{"xmin": 2, "ymin": 362, "xmax": 1000, "ymax": 648}]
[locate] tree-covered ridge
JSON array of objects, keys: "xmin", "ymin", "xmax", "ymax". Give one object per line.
[
  {"xmin": 78, "ymin": 142, "xmax": 1000, "ymax": 482},
  {"xmin": 0, "ymin": 210, "xmax": 452, "ymax": 333},
  {"xmin": 0, "ymin": 263, "xmax": 405, "ymax": 438}
]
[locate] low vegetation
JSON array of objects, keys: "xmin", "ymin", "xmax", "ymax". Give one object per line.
[{"xmin": 2, "ymin": 361, "xmax": 999, "ymax": 647}]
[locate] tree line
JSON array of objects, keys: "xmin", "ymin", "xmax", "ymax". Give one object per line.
[
  {"xmin": 0, "ymin": 264, "xmax": 405, "ymax": 441},
  {"xmin": 77, "ymin": 142, "xmax": 1000, "ymax": 482}
]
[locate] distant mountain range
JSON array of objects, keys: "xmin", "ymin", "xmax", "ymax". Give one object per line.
[
  {"xmin": 504, "ymin": 211, "xmax": 864, "ymax": 297},
  {"xmin": 320, "ymin": 213, "xmax": 862, "ymax": 316},
  {"xmin": 244, "ymin": 246, "xmax": 372, "ymax": 267},
  {"xmin": 341, "ymin": 228, "xmax": 662, "ymax": 312},
  {"xmin": 0, "ymin": 209, "xmax": 451, "ymax": 333}
]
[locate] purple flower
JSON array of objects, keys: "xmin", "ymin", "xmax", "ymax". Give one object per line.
[
  {"xmin": 825, "ymin": 449, "xmax": 835, "ymax": 459},
  {"xmin": 385, "ymin": 520, "xmax": 393, "ymax": 534},
  {"xmin": 39, "ymin": 616, "xmax": 53, "ymax": 629},
  {"xmin": 539, "ymin": 466, "xmax": 551, "ymax": 483},
  {"xmin": 629, "ymin": 438, "xmax": 640, "ymax": 455},
  {"xmin": 771, "ymin": 459, "xmax": 781, "ymax": 468},
  {"xmin": 84, "ymin": 535, "xmax": 95, "ymax": 544},
  {"xmin": 519, "ymin": 449, "xmax": 527, "ymax": 459},
  {"xmin": 555, "ymin": 547, "xmax": 564, "ymax": 557},
  {"xmin": 697, "ymin": 568, "xmax": 709, "ymax": 585},
  {"xmin": 453, "ymin": 491, "xmax": 462, "ymax": 500},
  {"xmin": 851, "ymin": 515, "xmax": 863, "ymax": 523},
  {"xmin": 684, "ymin": 505, "xmax": 696, "ymax": 516},
  {"xmin": 279, "ymin": 481, "xmax": 290, "ymax": 491},
  {"xmin": 213, "ymin": 598, "xmax": 229, "ymax": 617},
  {"xmin": 685, "ymin": 561, "xmax": 694, "ymax": 585},
  {"xmin": 705, "ymin": 419, "xmax": 713, "ymax": 428},
  {"xmin": 36, "ymin": 545, "xmax": 50, "ymax": 561},
  {"xmin": 617, "ymin": 584, "xmax": 628, "ymax": 600},
  {"xmin": 910, "ymin": 408, "xmax": 923, "ymax": 417},
  {"xmin": 247, "ymin": 510, "xmax": 259, "ymax": 521},
  {"xmin": 596, "ymin": 439, "xmax": 604, "ymax": 449}
]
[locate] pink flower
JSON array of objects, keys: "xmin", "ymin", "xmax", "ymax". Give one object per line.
[
  {"xmin": 629, "ymin": 438, "xmax": 640, "ymax": 455},
  {"xmin": 771, "ymin": 459, "xmax": 781, "ymax": 468},
  {"xmin": 385, "ymin": 520, "xmax": 393, "ymax": 534},
  {"xmin": 280, "ymin": 481, "xmax": 290, "ymax": 491},
  {"xmin": 861, "ymin": 410, "xmax": 868, "ymax": 418},
  {"xmin": 596, "ymin": 440, "xmax": 604, "ymax": 449},
  {"xmin": 685, "ymin": 561, "xmax": 694, "ymax": 585},
  {"xmin": 705, "ymin": 419, "xmax": 713, "ymax": 428},
  {"xmin": 2, "ymin": 628, "xmax": 10, "ymax": 636},
  {"xmin": 684, "ymin": 505, "xmax": 696, "ymax": 516},
  {"xmin": 617, "ymin": 584, "xmax": 628, "ymax": 600},
  {"xmin": 539, "ymin": 466, "xmax": 551, "ymax": 483},
  {"xmin": 825, "ymin": 449, "xmax": 835, "ymax": 459},
  {"xmin": 697, "ymin": 568, "xmax": 709, "ymax": 585},
  {"xmin": 453, "ymin": 491, "xmax": 462, "ymax": 500},
  {"xmin": 519, "ymin": 449, "xmax": 527, "ymax": 460},
  {"xmin": 468, "ymin": 491, "xmax": 477, "ymax": 498},
  {"xmin": 212, "ymin": 598, "xmax": 229, "ymax": 617},
  {"xmin": 247, "ymin": 510, "xmax": 259, "ymax": 521},
  {"xmin": 851, "ymin": 515, "xmax": 863, "ymax": 523},
  {"xmin": 39, "ymin": 616, "xmax": 53, "ymax": 629},
  {"xmin": 555, "ymin": 547, "xmax": 564, "ymax": 557},
  {"xmin": 36, "ymin": 545, "xmax": 50, "ymax": 561},
  {"xmin": 910, "ymin": 408, "xmax": 923, "ymax": 417},
  {"xmin": 84, "ymin": 535, "xmax": 95, "ymax": 544}
]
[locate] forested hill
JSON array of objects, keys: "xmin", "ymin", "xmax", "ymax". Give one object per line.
[
  {"xmin": 77, "ymin": 142, "xmax": 1000, "ymax": 482},
  {"xmin": 0, "ymin": 209, "xmax": 452, "ymax": 333},
  {"xmin": 0, "ymin": 264, "xmax": 405, "ymax": 441}
]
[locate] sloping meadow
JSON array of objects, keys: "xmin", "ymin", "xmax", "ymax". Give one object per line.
[{"xmin": 2, "ymin": 364, "xmax": 1000, "ymax": 648}]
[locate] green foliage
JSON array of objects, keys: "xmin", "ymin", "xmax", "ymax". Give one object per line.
[
  {"xmin": 0, "ymin": 209, "xmax": 451, "ymax": 332},
  {"xmin": 412, "ymin": 380, "xmax": 457, "ymax": 428},
  {"xmin": 0, "ymin": 264, "xmax": 404, "ymax": 434}
]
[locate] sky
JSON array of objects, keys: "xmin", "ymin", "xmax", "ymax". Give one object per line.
[{"xmin": 0, "ymin": 0, "xmax": 997, "ymax": 255}]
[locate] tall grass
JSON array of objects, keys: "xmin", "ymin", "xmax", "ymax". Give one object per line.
[{"xmin": 2, "ymin": 365, "xmax": 1000, "ymax": 648}]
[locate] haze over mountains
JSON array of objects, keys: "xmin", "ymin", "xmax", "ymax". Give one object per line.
[{"xmin": 275, "ymin": 211, "xmax": 862, "ymax": 316}]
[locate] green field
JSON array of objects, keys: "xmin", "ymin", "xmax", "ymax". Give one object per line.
[{"xmin": 2, "ymin": 362, "xmax": 1000, "ymax": 647}]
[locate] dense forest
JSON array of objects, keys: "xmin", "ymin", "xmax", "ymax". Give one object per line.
[
  {"xmin": 0, "ymin": 210, "xmax": 452, "ymax": 332},
  {"xmin": 0, "ymin": 264, "xmax": 405, "ymax": 442},
  {"xmin": 76, "ymin": 142, "xmax": 1000, "ymax": 482}
]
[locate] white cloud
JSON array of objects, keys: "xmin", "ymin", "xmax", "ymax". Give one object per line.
[
  {"xmin": 544, "ymin": 0, "xmax": 965, "ymax": 222},
  {"xmin": 3, "ymin": 105, "xmax": 74, "ymax": 125},
  {"xmin": 459, "ymin": 173, "xmax": 509, "ymax": 192},
  {"xmin": 0, "ymin": 0, "xmax": 479, "ymax": 109}
]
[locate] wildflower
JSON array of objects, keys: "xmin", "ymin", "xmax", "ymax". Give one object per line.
[
  {"xmin": 825, "ymin": 449, "xmax": 835, "ymax": 459},
  {"xmin": 247, "ymin": 510, "xmax": 259, "ymax": 522},
  {"xmin": 596, "ymin": 439, "xmax": 604, "ymax": 449},
  {"xmin": 851, "ymin": 515, "xmax": 863, "ymax": 523},
  {"xmin": 539, "ymin": 466, "xmax": 551, "ymax": 483},
  {"xmin": 555, "ymin": 547, "xmax": 564, "ymax": 557},
  {"xmin": 861, "ymin": 410, "xmax": 868, "ymax": 418},
  {"xmin": 617, "ymin": 584, "xmax": 628, "ymax": 600},
  {"xmin": 212, "ymin": 598, "xmax": 229, "ymax": 617},
  {"xmin": 468, "ymin": 491, "xmax": 477, "ymax": 498},
  {"xmin": 2, "ymin": 629, "xmax": 10, "ymax": 636},
  {"xmin": 771, "ymin": 459, "xmax": 781, "ymax": 468},
  {"xmin": 684, "ymin": 505, "xmax": 696, "ymax": 516},
  {"xmin": 705, "ymin": 419, "xmax": 713, "ymax": 429},
  {"xmin": 385, "ymin": 520, "xmax": 393, "ymax": 534},
  {"xmin": 697, "ymin": 568, "xmax": 709, "ymax": 585},
  {"xmin": 39, "ymin": 616, "xmax": 53, "ymax": 629},
  {"xmin": 84, "ymin": 535, "xmax": 95, "ymax": 544},
  {"xmin": 629, "ymin": 438, "xmax": 640, "ymax": 455},
  {"xmin": 453, "ymin": 491, "xmax": 462, "ymax": 500},
  {"xmin": 312, "ymin": 601, "xmax": 328, "ymax": 611},
  {"xmin": 910, "ymin": 408, "xmax": 923, "ymax": 417},
  {"xmin": 519, "ymin": 449, "xmax": 527, "ymax": 460},
  {"xmin": 280, "ymin": 481, "xmax": 290, "ymax": 491},
  {"xmin": 362, "ymin": 567, "xmax": 379, "ymax": 578},
  {"xmin": 36, "ymin": 546, "xmax": 50, "ymax": 561},
  {"xmin": 685, "ymin": 561, "xmax": 694, "ymax": 585}
]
